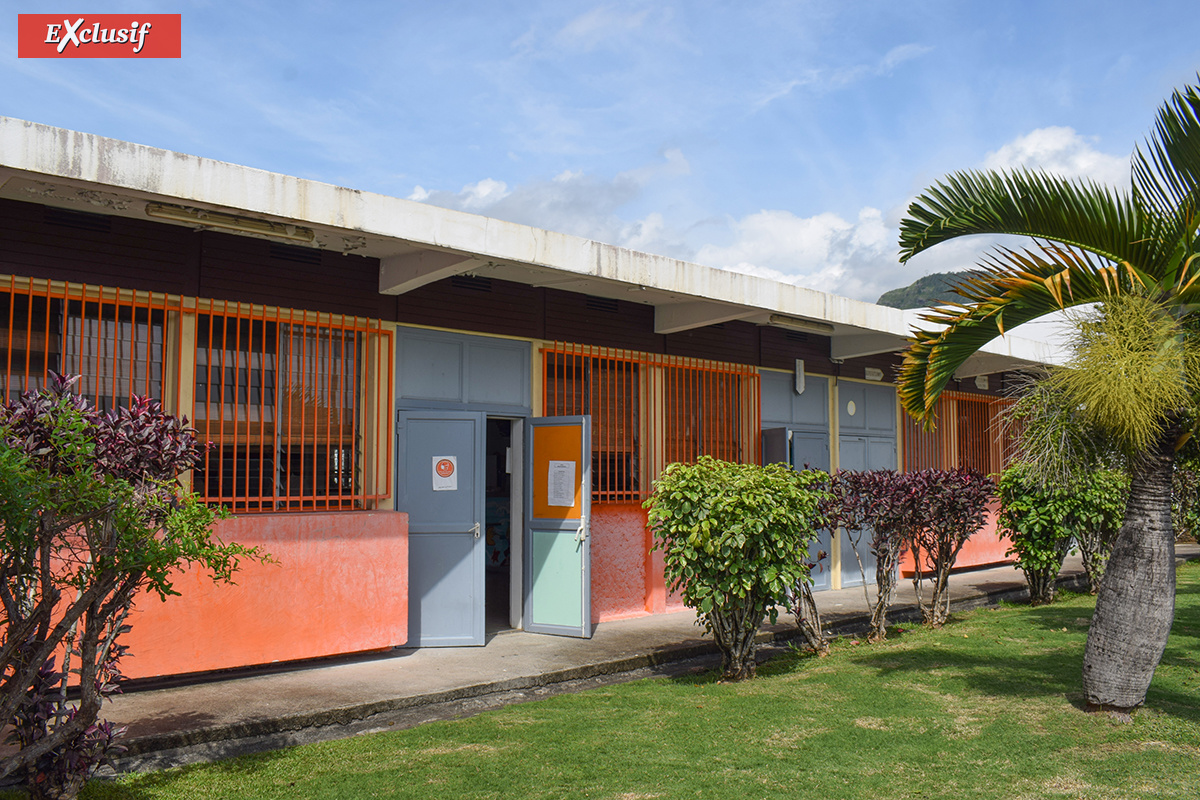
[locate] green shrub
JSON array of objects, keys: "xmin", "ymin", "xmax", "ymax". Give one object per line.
[
  {"xmin": 999, "ymin": 465, "xmax": 1127, "ymax": 603},
  {"xmin": 644, "ymin": 457, "xmax": 829, "ymax": 681}
]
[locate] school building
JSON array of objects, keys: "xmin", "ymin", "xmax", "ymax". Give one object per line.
[{"xmin": 0, "ymin": 117, "xmax": 1057, "ymax": 679}]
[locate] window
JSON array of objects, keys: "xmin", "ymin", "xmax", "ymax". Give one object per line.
[
  {"xmin": 0, "ymin": 278, "xmax": 169, "ymax": 408},
  {"xmin": 0, "ymin": 276, "xmax": 393, "ymax": 513},
  {"xmin": 663, "ymin": 362, "xmax": 750, "ymax": 466},
  {"xmin": 192, "ymin": 302, "xmax": 392, "ymax": 512},
  {"xmin": 543, "ymin": 343, "xmax": 760, "ymax": 503},
  {"xmin": 902, "ymin": 390, "xmax": 1013, "ymax": 475},
  {"xmin": 544, "ymin": 347, "xmax": 641, "ymax": 502}
]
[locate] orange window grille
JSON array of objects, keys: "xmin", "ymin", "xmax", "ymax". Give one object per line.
[
  {"xmin": 0, "ymin": 276, "xmax": 178, "ymax": 408},
  {"xmin": 542, "ymin": 342, "xmax": 760, "ymax": 503},
  {"xmin": 901, "ymin": 390, "xmax": 1015, "ymax": 476},
  {"xmin": 192, "ymin": 300, "xmax": 393, "ymax": 513}
]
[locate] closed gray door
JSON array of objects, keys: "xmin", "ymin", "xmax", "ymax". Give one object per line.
[
  {"xmin": 838, "ymin": 433, "xmax": 897, "ymax": 588},
  {"xmin": 398, "ymin": 410, "xmax": 486, "ymax": 647},
  {"xmin": 791, "ymin": 431, "xmax": 832, "ymax": 592}
]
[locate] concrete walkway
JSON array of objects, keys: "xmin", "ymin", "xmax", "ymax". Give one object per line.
[{"xmin": 106, "ymin": 544, "xmax": 1200, "ymax": 772}]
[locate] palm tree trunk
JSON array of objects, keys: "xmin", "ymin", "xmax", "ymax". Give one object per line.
[{"xmin": 1081, "ymin": 422, "xmax": 1179, "ymax": 710}]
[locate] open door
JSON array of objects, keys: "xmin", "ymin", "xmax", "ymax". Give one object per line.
[
  {"xmin": 398, "ymin": 410, "xmax": 486, "ymax": 646},
  {"xmin": 524, "ymin": 416, "xmax": 592, "ymax": 638}
]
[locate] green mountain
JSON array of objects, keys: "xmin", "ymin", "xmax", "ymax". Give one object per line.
[{"xmin": 876, "ymin": 271, "xmax": 969, "ymax": 309}]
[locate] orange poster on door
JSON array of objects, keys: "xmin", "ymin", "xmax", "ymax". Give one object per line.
[{"xmin": 532, "ymin": 424, "xmax": 583, "ymax": 519}]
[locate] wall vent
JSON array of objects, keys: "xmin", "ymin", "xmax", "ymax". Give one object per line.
[
  {"xmin": 785, "ymin": 331, "xmax": 809, "ymax": 342},
  {"xmin": 269, "ymin": 243, "xmax": 322, "ymax": 265},
  {"xmin": 585, "ymin": 296, "xmax": 620, "ymax": 313},
  {"xmin": 450, "ymin": 275, "xmax": 493, "ymax": 292}
]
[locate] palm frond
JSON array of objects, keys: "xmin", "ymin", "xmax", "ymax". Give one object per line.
[
  {"xmin": 899, "ymin": 246, "xmax": 1132, "ymax": 423},
  {"xmin": 1132, "ymin": 81, "xmax": 1200, "ymax": 255},
  {"xmin": 899, "ymin": 169, "xmax": 1169, "ymax": 273}
]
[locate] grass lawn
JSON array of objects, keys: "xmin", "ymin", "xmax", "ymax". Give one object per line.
[{"xmin": 17, "ymin": 563, "xmax": 1200, "ymax": 799}]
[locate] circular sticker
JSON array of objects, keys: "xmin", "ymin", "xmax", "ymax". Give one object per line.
[{"xmin": 435, "ymin": 458, "xmax": 455, "ymax": 478}]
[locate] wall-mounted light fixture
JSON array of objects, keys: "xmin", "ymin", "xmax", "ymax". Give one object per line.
[
  {"xmin": 145, "ymin": 202, "xmax": 316, "ymax": 243},
  {"xmin": 767, "ymin": 313, "xmax": 835, "ymax": 334}
]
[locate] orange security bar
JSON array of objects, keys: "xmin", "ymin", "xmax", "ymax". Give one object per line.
[
  {"xmin": 902, "ymin": 390, "xmax": 1014, "ymax": 476},
  {"xmin": 192, "ymin": 299, "xmax": 393, "ymax": 513},
  {"xmin": 542, "ymin": 342, "xmax": 760, "ymax": 503},
  {"xmin": 0, "ymin": 276, "xmax": 393, "ymax": 513}
]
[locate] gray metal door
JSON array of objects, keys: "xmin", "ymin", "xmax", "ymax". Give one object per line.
[
  {"xmin": 792, "ymin": 431, "xmax": 833, "ymax": 592},
  {"xmin": 524, "ymin": 416, "xmax": 592, "ymax": 638},
  {"xmin": 398, "ymin": 410, "xmax": 486, "ymax": 647},
  {"xmin": 837, "ymin": 433, "xmax": 897, "ymax": 588}
]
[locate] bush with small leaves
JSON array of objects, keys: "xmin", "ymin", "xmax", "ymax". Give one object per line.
[
  {"xmin": 999, "ymin": 465, "xmax": 1128, "ymax": 603},
  {"xmin": 824, "ymin": 470, "xmax": 916, "ymax": 642},
  {"xmin": 645, "ymin": 457, "xmax": 830, "ymax": 680}
]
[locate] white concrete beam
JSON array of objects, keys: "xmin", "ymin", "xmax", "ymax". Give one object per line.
[
  {"xmin": 379, "ymin": 250, "xmax": 481, "ymax": 295},
  {"xmin": 953, "ymin": 352, "xmax": 1030, "ymax": 379},
  {"xmin": 654, "ymin": 301, "xmax": 752, "ymax": 334},
  {"xmin": 831, "ymin": 333, "xmax": 907, "ymax": 361}
]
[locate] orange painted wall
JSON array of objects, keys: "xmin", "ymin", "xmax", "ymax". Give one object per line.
[
  {"xmin": 591, "ymin": 504, "xmax": 687, "ymax": 622},
  {"xmin": 121, "ymin": 511, "xmax": 408, "ymax": 680},
  {"xmin": 590, "ymin": 503, "xmax": 648, "ymax": 622},
  {"xmin": 899, "ymin": 502, "xmax": 1011, "ymax": 576}
]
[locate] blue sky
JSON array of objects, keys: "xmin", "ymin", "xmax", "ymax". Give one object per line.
[{"xmin": 3, "ymin": 1, "xmax": 1199, "ymax": 302}]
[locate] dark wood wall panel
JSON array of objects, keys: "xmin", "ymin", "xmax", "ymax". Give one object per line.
[
  {"xmin": 198, "ymin": 233, "xmax": 382, "ymax": 318},
  {"xmin": 0, "ymin": 199, "xmax": 196, "ymax": 295},
  {"xmin": 665, "ymin": 320, "xmax": 758, "ymax": 364},
  {"xmin": 1, "ymin": 199, "xmax": 1020, "ymax": 386},
  {"xmin": 758, "ymin": 326, "xmax": 835, "ymax": 374},
  {"xmin": 392, "ymin": 277, "xmax": 544, "ymax": 339},
  {"xmin": 543, "ymin": 290, "xmax": 663, "ymax": 353},
  {"xmin": 841, "ymin": 351, "xmax": 905, "ymax": 383}
]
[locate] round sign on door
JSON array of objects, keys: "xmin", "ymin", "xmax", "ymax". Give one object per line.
[{"xmin": 432, "ymin": 455, "xmax": 458, "ymax": 491}]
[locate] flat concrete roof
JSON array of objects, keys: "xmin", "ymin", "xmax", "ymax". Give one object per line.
[{"xmin": 0, "ymin": 116, "xmax": 1061, "ymax": 373}]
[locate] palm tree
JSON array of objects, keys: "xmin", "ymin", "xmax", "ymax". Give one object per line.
[{"xmin": 897, "ymin": 80, "xmax": 1200, "ymax": 711}]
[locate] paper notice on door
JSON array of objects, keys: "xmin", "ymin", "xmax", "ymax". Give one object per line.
[
  {"xmin": 547, "ymin": 460, "xmax": 576, "ymax": 507},
  {"xmin": 432, "ymin": 456, "xmax": 457, "ymax": 491}
]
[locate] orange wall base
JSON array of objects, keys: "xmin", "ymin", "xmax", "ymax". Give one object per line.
[
  {"xmin": 899, "ymin": 504, "xmax": 1011, "ymax": 576},
  {"xmin": 590, "ymin": 503, "xmax": 649, "ymax": 622},
  {"xmin": 121, "ymin": 511, "xmax": 408, "ymax": 680},
  {"xmin": 590, "ymin": 504, "xmax": 685, "ymax": 623}
]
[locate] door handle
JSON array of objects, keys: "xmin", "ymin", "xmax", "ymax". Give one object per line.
[
  {"xmin": 574, "ymin": 515, "xmax": 587, "ymax": 543},
  {"xmin": 471, "ymin": 522, "xmax": 481, "ymax": 539}
]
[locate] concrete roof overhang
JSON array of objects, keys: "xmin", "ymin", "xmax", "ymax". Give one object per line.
[{"xmin": 0, "ymin": 117, "xmax": 1060, "ymax": 375}]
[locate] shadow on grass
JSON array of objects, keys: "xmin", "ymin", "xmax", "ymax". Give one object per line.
[{"xmin": 81, "ymin": 748, "xmax": 293, "ymax": 800}]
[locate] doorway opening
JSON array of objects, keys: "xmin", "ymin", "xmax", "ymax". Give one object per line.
[{"xmin": 485, "ymin": 418, "xmax": 515, "ymax": 634}]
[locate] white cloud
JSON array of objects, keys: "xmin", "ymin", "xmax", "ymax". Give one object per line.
[
  {"xmin": 755, "ymin": 42, "xmax": 932, "ymax": 110},
  {"xmin": 696, "ymin": 207, "xmax": 908, "ymax": 301},
  {"xmin": 408, "ymin": 150, "xmax": 693, "ymax": 256},
  {"xmin": 982, "ymin": 126, "xmax": 1129, "ymax": 187},
  {"xmin": 694, "ymin": 127, "xmax": 1132, "ymax": 302},
  {"xmin": 554, "ymin": 5, "xmax": 651, "ymax": 51},
  {"xmin": 408, "ymin": 127, "xmax": 1131, "ymax": 305},
  {"xmin": 881, "ymin": 43, "xmax": 933, "ymax": 72}
]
